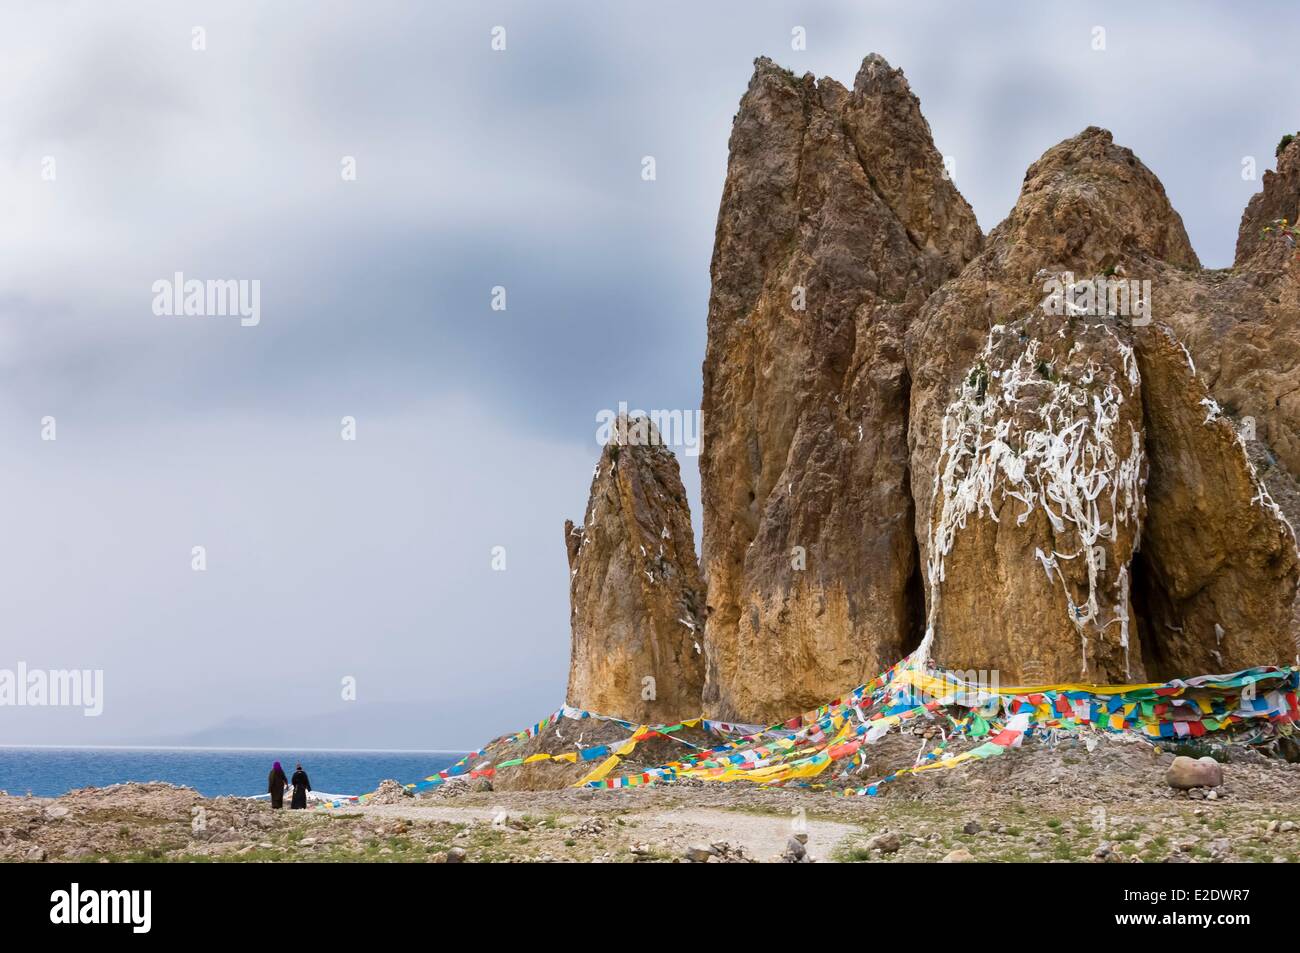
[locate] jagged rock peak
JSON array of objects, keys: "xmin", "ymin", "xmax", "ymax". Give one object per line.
[
  {"xmin": 1236, "ymin": 135, "xmax": 1300, "ymax": 267},
  {"xmin": 565, "ymin": 416, "xmax": 705, "ymax": 724},
  {"xmin": 853, "ymin": 52, "xmax": 901, "ymax": 90},
  {"xmin": 988, "ymin": 126, "xmax": 1200, "ymax": 276},
  {"xmin": 700, "ymin": 53, "xmax": 981, "ymax": 721}
]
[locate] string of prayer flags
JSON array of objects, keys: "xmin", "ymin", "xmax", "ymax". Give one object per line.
[{"xmin": 327, "ymin": 658, "xmax": 1298, "ymax": 808}]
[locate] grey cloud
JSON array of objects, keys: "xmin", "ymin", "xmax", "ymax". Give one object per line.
[{"xmin": 2, "ymin": 0, "xmax": 1296, "ymax": 744}]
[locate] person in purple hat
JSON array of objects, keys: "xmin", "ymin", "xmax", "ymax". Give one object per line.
[{"xmin": 267, "ymin": 761, "xmax": 289, "ymax": 809}]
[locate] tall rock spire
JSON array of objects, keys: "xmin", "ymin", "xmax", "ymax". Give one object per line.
[
  {"xmin": 699, "ymin": 55, "xmax": 981, "ymax": 720},
  {"xmin": 565, "ymin": 416, "xmax": 705, "ymax": 723}
]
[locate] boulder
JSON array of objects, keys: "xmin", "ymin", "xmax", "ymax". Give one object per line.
[
  {"xmin": 1166, "ymin": 755, "xmax": 1224, "ymax": 790},
  {"xmin": 685, "ymin": 843, "xmax": 717, "ymax": 863}
]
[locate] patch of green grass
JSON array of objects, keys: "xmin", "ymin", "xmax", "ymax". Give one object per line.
[{"xmin": 834, "ymin": 844, "xmax": 876, "ymax": 863}]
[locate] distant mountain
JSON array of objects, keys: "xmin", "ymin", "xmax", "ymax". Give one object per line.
[{"xmin": 137, "ymin": 699, "xmax": 543, "ymax": 751}]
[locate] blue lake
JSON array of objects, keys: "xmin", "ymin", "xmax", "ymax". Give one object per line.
[{"xmin": 0, "ymin": 747, "xmax": 463, "ymax": 798}]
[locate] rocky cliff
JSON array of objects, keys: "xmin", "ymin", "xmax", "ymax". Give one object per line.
[
  {"xmin": 906, "ymin": 127, "xmax": 1295, "ymax": 684},
  {"xmin": 698, "ymin": 55, "xmax": 981, "ymax": 721},
  {"xmin": 564, "ymin": 55, "xmax": 1300, "ymax": 725},
  {"xmin": 565, "ymin": 416, "xmax": 706, "ymax": 723}
]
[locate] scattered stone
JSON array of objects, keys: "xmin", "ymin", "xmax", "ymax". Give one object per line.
[
  {"xmin": 445, "ymin": 847, "xmax": 467, "ymax": 864},
  {"xmin": 569, "ymin": 817, "xmax": 608, "ymax": 838},
  {"xmin": 709, "ymin": 841, "xmax": 754, "ymax": 863},
  {"xmin": 941, "ymin": 848, "xmax": 976, "ymax": 863},
  {"xmin": 427, "ymin": 777, "xmax": 471, "ymax": 800},
  {"xmin": 366, "ymin": 779, "xmax": 413, "ymax": 805}
]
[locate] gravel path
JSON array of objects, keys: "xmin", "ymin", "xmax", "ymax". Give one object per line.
[{"xmin": 357, "ymin": 802, "xmax": 861, "ymax": 860}]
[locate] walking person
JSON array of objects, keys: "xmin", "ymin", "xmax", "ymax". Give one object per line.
[
  {"xmin": 290, "ymin": 762, "xmax": 312, "ymax": 809},
  {"xmin": 268, "ymin": 761, "xmax": 289, "ymax": 809}
]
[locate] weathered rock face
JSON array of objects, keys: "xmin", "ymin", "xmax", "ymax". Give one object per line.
[
  {"xmin": 908, "ymin": 128, "xmax": 1199, "ymax": 567},
  {"xmin": 565, "ymin": 417, "xmax": 705, "ymax": 723},
  {"xmin": 1132, "ymin": 326, "xmax": 1298, "ymax": 675},
  {"xmin": 699, "ymin": 55, "xmax": 981, "ymax": 721},
  {"xmin": 906, "ymin": 129, "xmax": 1192, "ymax": 682},
  {"xmin": 907, "ymin": 127, "xmax": 1297, "ymax": 682},
  {"xmin": 1142, "ymin": 138, "xmax": 1300, "ymax": 654},
  {"xmin": 920, "ymin": 311, "xmax": 1148, "ymax": 682}
]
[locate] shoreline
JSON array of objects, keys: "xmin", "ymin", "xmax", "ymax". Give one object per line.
[{"xmin": 4, "ymin": 733, "xmax": 1297, "ymax": 863}]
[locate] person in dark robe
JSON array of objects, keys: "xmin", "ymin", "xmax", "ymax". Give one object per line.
[
  {"xmin": 290, "ymin": 763, "xmax": 311, "ymax": 809},
  {"xmin": 268, "ymin": 761, "xmax": 289, "ymax": 809}
]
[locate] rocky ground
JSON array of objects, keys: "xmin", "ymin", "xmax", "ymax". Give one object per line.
[{"xmin": 4, "ymin": 735, "xmax": 1298, "ymax": 863}]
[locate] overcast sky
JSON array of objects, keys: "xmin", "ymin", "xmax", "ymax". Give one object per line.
[{"xmin": 1, "ymin": 1, "xmax": 1294, "ymax": 747}]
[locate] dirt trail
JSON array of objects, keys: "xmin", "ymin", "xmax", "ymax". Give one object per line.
[{"xmin": 358, "ymin": 803, "xmax": 861, "ymax": 860}]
